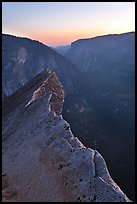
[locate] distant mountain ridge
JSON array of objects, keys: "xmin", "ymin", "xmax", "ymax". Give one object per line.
[
  {"xmin": 66, "ymin": 32, "xmax": 135, "ymax": 72},
  {"xmin": 52, "ymin": 45, "xmax": 71, "ymax": 56},
  {"xmin": 2, "ymin": 34, "xmax": 79, "ymax": 97}
]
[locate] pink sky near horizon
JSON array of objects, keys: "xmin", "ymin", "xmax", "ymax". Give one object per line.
[{"xmin": 2, "ymin": 2, "xmax": 135, "ymax": 47}]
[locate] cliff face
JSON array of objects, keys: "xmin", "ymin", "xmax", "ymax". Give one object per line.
[
  {"xmin": 66, "ymin": 32, "xmax": 135, "ymax": 72},
  {"xmin": 64, "ymin": 32, "xmax": 135, "ymax": 201},
  {"xmin": 2, "ymin": 34, "xmax": 79, "ymax": 97},
  {"xmin": 2, "ymin": 71, "xmax": 131, "ymax": 202}
]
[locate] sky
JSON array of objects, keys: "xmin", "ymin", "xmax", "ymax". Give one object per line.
[{"xmin": 2, "ymin": 2, "xmax": 135, "ymax": 47}]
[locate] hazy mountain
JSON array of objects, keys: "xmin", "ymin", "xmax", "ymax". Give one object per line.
[
  {"xmin": 2, "ymin": 70, "xmax": 130, "ymax": 202},
  {"xmin": 52, "ymin": 45, "xmax": 71, "ymax": 56},
  {"xmin": 66, "ymin": 32, "xmax": 135, "ymax": 72},
  {"xmin": 2, "ymin": 34, "xmax": 78, "ymax": 97}
]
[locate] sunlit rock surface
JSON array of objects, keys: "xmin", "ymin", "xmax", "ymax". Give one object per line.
[{"xmin": 2, "ymin": 70, "xmax": 131, "ymax": 202}]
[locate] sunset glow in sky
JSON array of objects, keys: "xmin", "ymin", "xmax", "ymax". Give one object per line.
[{"xmin": 2, "ymin": 2, "xmax": 135, "ymax": 47}]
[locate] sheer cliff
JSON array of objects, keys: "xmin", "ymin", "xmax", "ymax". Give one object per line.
[
  {"xmin": 66, "ymin": 32, "xmax": 135, "ymax": 73},
  {"xmin": 2, "ymin": 34, "xmax": 79, "ymax": 97},
  {"xmin": 63, "ymin": 32, "xmax": 135, "ymax": 200},
  {"xmin": 2, "ymin": 70, "xmax": 131, "ymax": 202}
]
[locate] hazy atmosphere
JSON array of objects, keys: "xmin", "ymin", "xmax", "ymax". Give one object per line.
[{"xmin": 2, "ymin": 2, "xmax": 135, "ymax": 46}]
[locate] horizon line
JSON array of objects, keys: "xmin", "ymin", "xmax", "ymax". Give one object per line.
[{"xmin": 2, "ymin": 30, "xmax": 135, "ymax": 47}]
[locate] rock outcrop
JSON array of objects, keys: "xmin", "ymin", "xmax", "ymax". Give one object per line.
[
  {"xmin": 2, "ymin": 70, "xmax": 131, "ymax": 202},
  {"xmin": 25, "ymin": 70, "xmax": 64, "ymax": 115}
]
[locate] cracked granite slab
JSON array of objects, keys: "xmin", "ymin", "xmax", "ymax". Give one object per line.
[{"xmin": 2, "ymin": 71, "xmax": 131, "ymax": 202}]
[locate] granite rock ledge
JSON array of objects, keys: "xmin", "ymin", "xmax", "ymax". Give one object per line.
[{"xmin": 2, "ymin": 70, "xmax": 131, "ymax": 202}]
